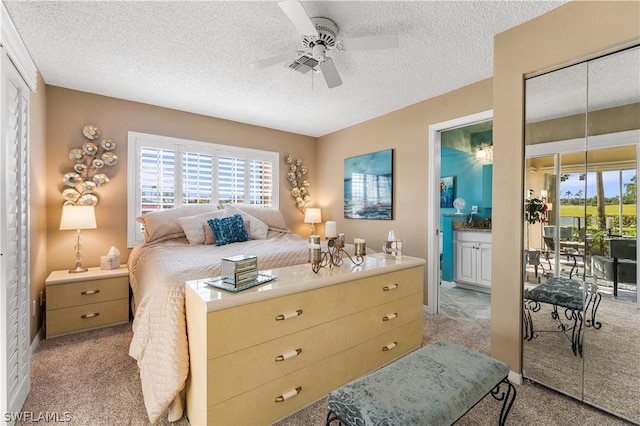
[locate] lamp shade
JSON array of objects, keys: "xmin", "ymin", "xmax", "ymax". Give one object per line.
[
  {"xmin": 59, "ymin": 205, "xmax": 97, "ymax": 230},
  {"xmin": 304, "ymin": 208, "xmax": 322, "ymax": 224}
]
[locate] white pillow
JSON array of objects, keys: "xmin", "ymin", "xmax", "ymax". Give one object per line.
[
  {"xmin": 223, "ymin": 206, "xmax": 269, "ymax": 240},
  {"xmin": 178, "ymin": 209, "xmax": 229, "ymax": 244},
  {"xmin": 137, "ymin": 204, "xmax": 219, "ymax": 244},
  {"xmin": 232, "ymin": 204, "xmax": 289, "ymax": 231}
]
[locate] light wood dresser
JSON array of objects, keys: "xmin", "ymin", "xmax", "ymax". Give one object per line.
[
  {"xmin": 45, "ymin": 266, "xmax": 129, "ymax": 338},
  {"xmin": 185, "ymin": 253, "xmax": 425, "ymax": 425}
]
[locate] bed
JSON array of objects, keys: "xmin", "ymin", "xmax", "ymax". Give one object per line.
[{"xmin": 127, "ymin": 203, "xmax": 315, "ymax": 423}]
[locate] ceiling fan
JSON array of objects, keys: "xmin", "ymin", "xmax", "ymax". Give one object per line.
[{"xmin": 251, "ymin": 0, "xmax": 399, "ymax": 89}]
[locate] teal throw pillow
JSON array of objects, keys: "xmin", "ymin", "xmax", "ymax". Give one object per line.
[{"xmin": 207, "ymin": 214, "xmax": 250, "ymax": 246}]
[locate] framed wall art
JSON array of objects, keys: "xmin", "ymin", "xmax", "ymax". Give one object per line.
[
  {"xmin": 344, "ymin": 149, "xmax": 393, "ymax": 220},
  {"xmin": 440, "ymin": 176, "xmax": 455, "ymax": 208}
]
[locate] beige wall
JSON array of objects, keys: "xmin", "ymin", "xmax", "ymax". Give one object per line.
[
  {"xmin": 29, "ymin": 73, "xmax": 47, "ymax": 341},
  {"xmin": 492, "ymin": 1, "xmax": 639, "ymax": 372},
  {"xmin": 45, "ymin": 87, "xmax": 316, "ymax": 272},
  {"xmin": 317, "ymin": 79, "xmax": 493, "ymax": 305}
]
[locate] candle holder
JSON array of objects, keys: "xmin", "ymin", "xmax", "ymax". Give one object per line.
[{"xmin": 310, "ymin": 233, "xmax": 365, "ymax": 273}]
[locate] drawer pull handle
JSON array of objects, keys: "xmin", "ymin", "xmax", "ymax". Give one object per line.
[
  {"xmin": 382, "ymin": 341, "xmax": 398, "ymax": 352},
  {"xmin": 275, "ymin": 348, "xmax": 302, "ymax": 362},
  {"xmin": 383, "ymin": 284, "xmax": 398, "ymax": 291},
  {"xmin": 81, "ymin": 289, "xmax": 100, "ymax": 295},
  {"xmin": 275, "ymin": 386, "xmax": 302, "ymax": 402},
  {"xmin": 383, "ymin": 313, "xmax": 398, "ymax": 322},
  {"xmin": 276, "ymin": 309, "xmax": 303, "ymax": 321},
  {"xmin": 81, "ymin": 312, "xmax": 100, "ymax": 319}
]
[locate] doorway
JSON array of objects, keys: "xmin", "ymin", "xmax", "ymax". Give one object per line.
[{"xmin": 427, "ymin": 110, "xmax": 493, "ymax": 315}]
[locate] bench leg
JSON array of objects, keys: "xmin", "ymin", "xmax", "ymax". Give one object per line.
[
  {"xmin": 491, "ymin": 378, "xmax": 517, "ymax": 426},
  {"xmin": 584, "ymin": 290, "xmax": 602, "ymax": 330},
  {"xmin": 326, "ymin": 410, "xmax": 345, "ymax": 426},
  {"xmin": 523, "ymin": 299, "xmax": 540, "ymax": 341}
]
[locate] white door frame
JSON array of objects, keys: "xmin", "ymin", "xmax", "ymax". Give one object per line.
[{"xmin": 426, "ymin": 110, "xmax": 493, "ymax": 314}]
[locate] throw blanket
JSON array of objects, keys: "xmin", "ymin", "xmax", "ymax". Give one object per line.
[{"xmin": 128, "ymin": 231, "xmax": 310, "ymax": 423}]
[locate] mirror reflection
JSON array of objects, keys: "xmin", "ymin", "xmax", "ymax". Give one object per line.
[{"xmin": 523, "ymin": 46, "xmax": 639, "ymax": 423}]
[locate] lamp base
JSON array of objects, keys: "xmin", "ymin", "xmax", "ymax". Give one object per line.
[{"xmin": 68, "ymin": 266, "xmax": 88, "ymax": 273}]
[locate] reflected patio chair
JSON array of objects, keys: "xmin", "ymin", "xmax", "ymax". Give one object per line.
[{"xmin": 525, "ymin": 249, "xmax": 546, "ymax": 282}]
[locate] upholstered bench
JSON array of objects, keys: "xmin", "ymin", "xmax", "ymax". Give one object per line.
[
  {"xmin": 523, "ymin": 277, "xmax": 601, "ymax": 357},
  {"xmin": 326, "ymin": 340, "xmax": 516, "ymax": 426}
]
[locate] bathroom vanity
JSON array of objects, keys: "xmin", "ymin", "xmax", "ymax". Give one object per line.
[{"xmin": 454, "ymin": 230, "xmax": 492, "ymax": 292}]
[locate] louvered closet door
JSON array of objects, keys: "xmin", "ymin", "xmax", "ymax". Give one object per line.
[{"xmin": 1, "ymin": 52, "xmax": 31, "ymax": 417}]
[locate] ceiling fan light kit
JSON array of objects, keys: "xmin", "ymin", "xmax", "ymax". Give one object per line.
[{"xmin": 251, "ymin": 0, "xmax": 399, "ymax": 89}]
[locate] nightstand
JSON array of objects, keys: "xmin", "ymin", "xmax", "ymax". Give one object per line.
[{"xmin": 45, "ymin": 266, "xmax": 129, "ymax": 338}]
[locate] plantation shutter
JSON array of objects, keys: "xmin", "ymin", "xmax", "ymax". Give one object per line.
[
  {"xmin": 140, "ymin": 147, "xmax": 176, "ymax": 214},
  {"xmin": 218, "ymin": 156, "xmax": 245, "ymax": 205},
  {"xmin": 249, "ymin": 159, "xmax": 273, "ymax": 207},
  {"xmin": 182, "ymin": 151, "xmax": 213, "ymax": 204}
]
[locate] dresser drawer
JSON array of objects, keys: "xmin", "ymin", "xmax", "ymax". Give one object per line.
[
  {"xmin": 207, "ymin": 284, "xmax": 346, "ymax": 358},
  {"xmin": 347, "ymin": 267, "xmax": 423, "ymax": 313},
  {"xmin": 207, "ymin": 352, "xmax": 346, "ymax": 425},
  {"xmin": 208, "ymin": 317, "xmax": 347, "ymax": 405},
  {"xmin": 347, "ymin": 294, "xmax": 422, "ymax": 347},
  {"xmin": 47, "ymin": 276, "xmax": 129, "ymax": 309},
  {"xmin": 46, "ymin": 299, "xmax": 128, "ymax": 338},
  {"xmin": 346, "ymin": 319, "xmax": 422, "ymax": 381}
]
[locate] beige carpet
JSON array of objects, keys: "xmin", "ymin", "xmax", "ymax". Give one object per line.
[{"xmin": 18, "ymin": 309, "xmax": 632, "ymax": 425}]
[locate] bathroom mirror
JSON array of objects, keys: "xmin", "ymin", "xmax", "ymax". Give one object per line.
[{"xmin": 523, "ymin": 46, "xmax": 639, "ymax": 423}]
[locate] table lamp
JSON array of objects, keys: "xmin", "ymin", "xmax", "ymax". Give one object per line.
[
  {"xmin": 304, "ymin": 208, "xmax": 322, "ymax": 235},
  {"xmin": 59, "ymin": 205, "xmax": 97, "ymax": 273}
]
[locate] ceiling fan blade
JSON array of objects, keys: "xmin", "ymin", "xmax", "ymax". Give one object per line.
[
  {"xmin": 278, "ymin": 0, "xmax": 319, "ymax": 37},
  {"xmin": 319, "ymin": 59, "xmax": 342, "ymax": 89},
  {"xmin": 250, "ymin": 51, "xmax": 299, "ymax": 69},
  {"xmin": 339, "ymin": 34, "xmax": 399, "ymax": 51}
]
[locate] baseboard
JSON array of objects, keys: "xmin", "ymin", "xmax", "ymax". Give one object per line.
[
  {"xmin": 508, "ymin": 370, "xmax": 523, "ymax": 385},
  {"xmin": 30, "ymin": 325, "xmax": 44, "ymax": 353}
]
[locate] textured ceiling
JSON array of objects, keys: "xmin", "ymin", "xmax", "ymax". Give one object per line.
[{"xmin": 6, "ymin": 0, "xmax": 568, "ymax": 137}]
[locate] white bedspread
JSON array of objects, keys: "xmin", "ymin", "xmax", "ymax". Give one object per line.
[{"xmin": 128, "ymin": 231, "xmax": 310, "ymax": 423}]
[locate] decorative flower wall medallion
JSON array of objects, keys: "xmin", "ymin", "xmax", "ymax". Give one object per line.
[
  {"xmin": 82, "ymin": 125, "xmax": 101, "ymax": 140},
  {"xmin": 101, "ymin": 152, "xmax": 118, "ymax": 166},
  {"xmin": 93, "ymin": 174, "xmax": 109, "ymax": 186},
  {"xmin": 61, "ymin": 124, "xmax": 117, "ymax": 206},
  {"xmin": 284, "ymin": 154, "xmax": 312, "ymax": 212},
  {"xmin": 63, "ymin": 172, "xmax": 82, "ymax": 186},
  {"xmin": 62, "ymin": 188, "xmax": 80, "ymax": 202},
  {"xmin": 69, "ymin": 148, "xmax": 86, "ymax": 162},
  {"xmin": 73, "ymin": 163, "xmax": 87, "ymax": 174},
  {"xmin": 78, "ymin": 194, "xmax": 98, "ymax": 206},
  {"xmin": 101, "ymin": 138, "xmax": 116, "ymax": 151},
  {"xmin": 79, "ymin": 181, "xmax": 96, "ymax": 193},
  {"xmin": 82, "ymin": 142, "xmax": 98, "ymax": 155}
]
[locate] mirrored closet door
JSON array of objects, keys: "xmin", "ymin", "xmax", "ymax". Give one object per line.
[{"xmin": 523, "ymin": 46, "xmax": 639, "ymax": 423}]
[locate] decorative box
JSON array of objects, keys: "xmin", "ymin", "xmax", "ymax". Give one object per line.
[{"xmin": 221, "ymin": 255, "xmax": 258, "ymax": 287}]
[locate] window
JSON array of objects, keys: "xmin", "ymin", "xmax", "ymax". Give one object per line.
[{"xmin": 127, "ymin": 132, "xmax": 279, "ymax": 246}]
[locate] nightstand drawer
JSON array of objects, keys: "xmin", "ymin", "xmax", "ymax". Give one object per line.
[
  {"xmin": 46, "ymin": 299, "xmax": 128, "ymax": 338},
  {"xmin": 47, "ymin": 276, "xmax": 128, "ymax": 309}
]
